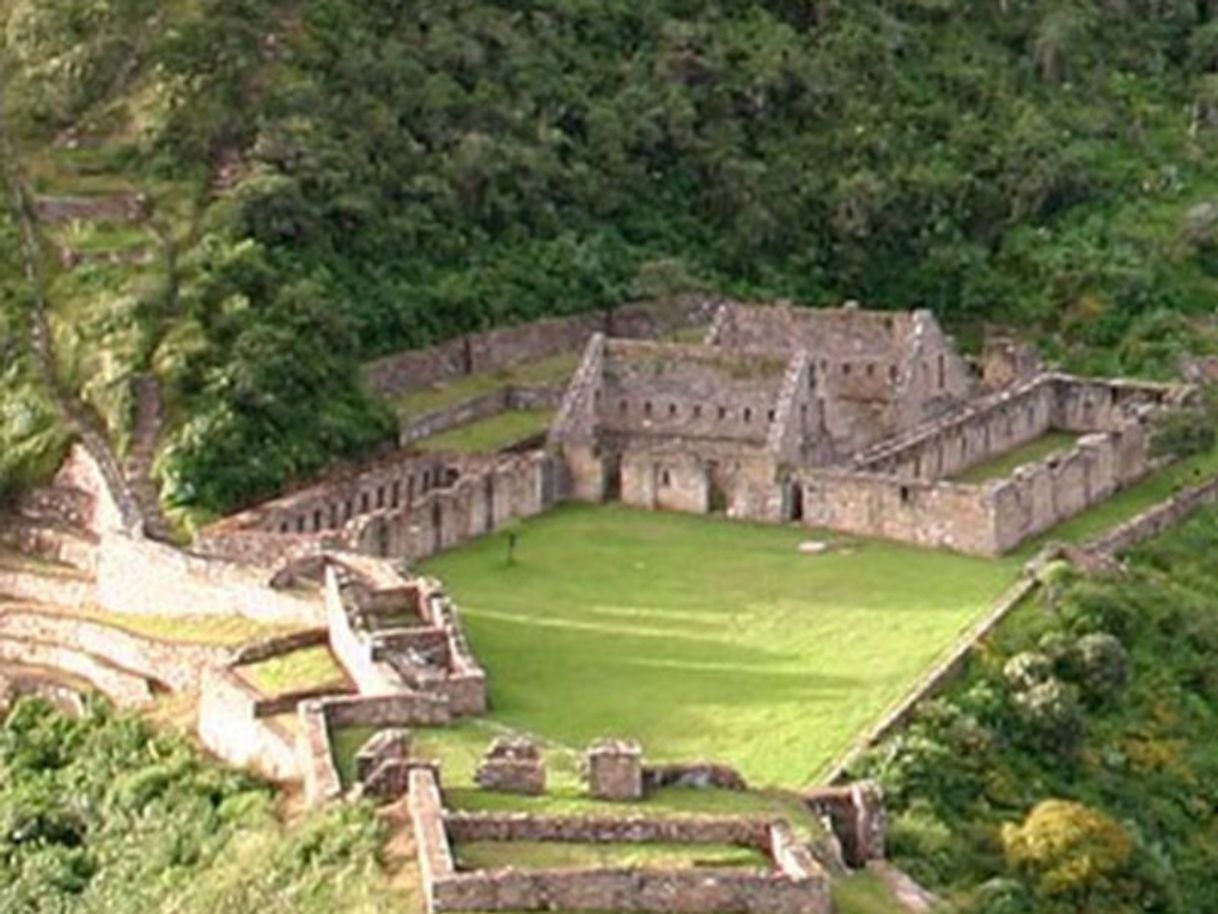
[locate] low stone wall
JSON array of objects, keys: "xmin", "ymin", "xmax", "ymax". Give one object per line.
[
  {"xmin": 409, "ymin": 769, "xmax": 828, "ymax": 914},
  {"xmin": 410, "ymin": 767, "xmax": 457, "ymax": 912},
  {"xmin": 0, "ymin": 634, "xmax": 153, "ymax": 708},
  {"xmin": 1084, "ymin": 473, "xmax": 1218, "ymax": 557},
  {"xmin": 231, "ymin": 628, "xmax": 330, "ymax": 665},
  {"xmin": 363, "ymin": 299, "xmax": 716, "ymax": 398},
  {"xmin": 399, "ymin": 387, "xmax": 563, "ymax": 446},
  {"xmin": 298, "ymin": 699, "xmax": 344, "ymax": 804},
  {"xmin": 443, "ymin": 812, "xmax": 770, "ymax": 848},
  {"xmin": 198, "ymin": 667, "xmax": 299, "ymax": 781},
  {"xmin": 322, "ymin": 692, "xmax": 450, "ymax": 729},
  {"xmin": 0, "ymin": 609, "xmax": 230, "ymax": 691},
  {"xmin": 297, "ymin": 691, "xmax": 452, "ymax": 805},
  {"xmin": 643, "ymin": 763, "xmax": 748, "ymax": 792},
  {"xmin": 432, "ymin": 866, "xmax": 828, "ymax": 914}
]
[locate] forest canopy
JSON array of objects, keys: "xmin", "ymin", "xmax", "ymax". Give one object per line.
[{"xmin": 4, "ymin": 1, "xmax": 1218, "ymax": 512}]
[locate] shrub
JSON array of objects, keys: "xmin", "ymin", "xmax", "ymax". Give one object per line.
[{"xmin": 1002, "ymin": 800, "xmax": 1133, "ymax": 900}]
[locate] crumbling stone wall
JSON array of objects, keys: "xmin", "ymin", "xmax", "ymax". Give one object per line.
[
  {"xmin": 550, "ymin": 337, "xmax": 796, "ymax": 518},
  {"xmin": 399, "ymin": 386, "xmax": 563, "ymax": 447},
  {"xmin": 363, "ymin": 299, "xmax": 717, "ymax": 398},
  {"xmin": 443, "ymin": 812, "xmax": 770, "ymax": 847},
  {"xmin": 323, "ymin": 558, "xmax": 487, "ymax": 716},
  {"xmin": 804, "ymin": 782, "xmax": 887, "ymax": 868},
  {"xmin": 707, "ymin": 302, "xmax": 972, "ymax": 453},
  {"xmin": 408, "ymin": 764, "xmax": 830, "ymax": 914},
  {"xmin": 798, "ymin": 376, "xmax": 1171, "ymax": 556},
  {"xmin": 202, "ymin": 450, "xmax": 555, "ymax": 566}
]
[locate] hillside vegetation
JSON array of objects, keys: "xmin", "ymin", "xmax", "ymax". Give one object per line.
[
  {"xmin": 0, "ymin": 696, "xmax": 411, "ymax": 914},
  {"xmin": 853, "ymin": 504, "xmax": 1218, "ymax": 913},
  {"xmin": 5, "ymin": 2, "xmax": 1218, "ymax": 516}
]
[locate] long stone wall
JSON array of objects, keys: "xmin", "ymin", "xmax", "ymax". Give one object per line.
[
  {"xmin": 443, "ymin": 812, "xmax": 770, "ymax": 847},
  {"xmin": 399, "ymin": 386, "xmax": 563, "ymax": 447},
  {"xmin": 363, "ymin": 300, "xmax": 717, "ymax": 398},
  {"xmin": 800, "ymin": 422, "xmax": 1155, "ymax": 556},
  {"xmin": 202, "ymin": 450, "xmax": 555, "ymax": 566}
]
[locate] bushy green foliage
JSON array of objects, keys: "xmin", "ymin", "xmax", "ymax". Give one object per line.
[
  {"xmin": 0, "ymin": 696, "xmax": 404, "ymax": 914},
  {"xmin": 9, "ymin": 1, "xmax": 1218, "ymax": 511},
  {"xmin": 855, "ymin": 505, "xmax": 1218, "ymax": 913},
  {"xmin": 0, "ymin": 201, "xmax": 68, "ymax": 503}
]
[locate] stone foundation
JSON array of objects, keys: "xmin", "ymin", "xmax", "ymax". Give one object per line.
[{"xmin": 408, "ymin": 768, "xmax": 830, "ymax": 914}]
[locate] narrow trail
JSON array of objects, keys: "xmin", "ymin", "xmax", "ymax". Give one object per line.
[{"xmin": 0, "ymin": 76, "xmax": 145, "ymax": 535}]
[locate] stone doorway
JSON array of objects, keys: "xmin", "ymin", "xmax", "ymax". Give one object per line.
[
  {"xmin": 604, "ymin": 454, "xmax": 622, "ymax": 500},
  {"xmin": 788, "ymin": 481, "xmax": 804, "ymax": 522}
]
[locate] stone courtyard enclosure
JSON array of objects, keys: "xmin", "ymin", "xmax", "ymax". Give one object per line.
[{"xmin": 423, "ymin": 504, "xmax": 1020, "ymax": 785}]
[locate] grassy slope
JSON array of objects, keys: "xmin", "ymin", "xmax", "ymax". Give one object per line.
[
  {"xmin": 411, "ymin": 409, "xmax": 553, "ymax": 454},
  {"xmin": 238, "ymin": 645, "xmax": 348, "ymax": 696},
  {"xmin": 422, "ymin": 504, "xmax": 1020, "ymax": 786}
]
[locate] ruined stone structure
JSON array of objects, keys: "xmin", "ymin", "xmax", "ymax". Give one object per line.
[
  {"xmin": 798, "ymin": 373, "xmax": 1184, "ymax": 555},
  {"xmin": 408, "ymin": 767, "xmax": 831, "ymax": 914},
  {"xmin": 585, "ymin": 739, "xmax": 645, "ymax": 801},
  {"xmin": 202, "ymin": 449, "xmax": 557, "ymax": 566},
  {"xmin": 475, "ymin": 737, "xmax": 547, "ymax": 796},
  {"xmin": 551, "ymin": 302, "xmax": 1193, "ymax": 555}
]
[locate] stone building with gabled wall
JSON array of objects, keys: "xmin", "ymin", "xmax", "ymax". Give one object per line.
[
  {"xmin": 550, "ymin": 301, "xmax": 1193, "ymax": 554},
  {"xmin": 547, "ymin": 336, "xmax": 814, "ymax": 520},
  {"xmin": 549, "ymin": 302, "xmax": 976, "ymax": 523}
]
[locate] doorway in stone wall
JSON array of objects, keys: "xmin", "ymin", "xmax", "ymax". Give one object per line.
[
  {"xmin": 431, "ymin": 500, "xmax": 443, "ymax": 553},
  {"xmin": 788, "ymin": 481, "xmax": 804, "ymax": 522},
  {"xmin": 706, "ymin": 461, "xmax": 728, "ymax": 514},
  {"xmin": 604, "ymin": 454, "xmax": 622, "ymax": 500},
  {"xmin": 484, "ymin": 475, "xmax": 495, "ymax": 531}
]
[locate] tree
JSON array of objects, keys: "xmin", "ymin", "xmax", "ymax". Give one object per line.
[{"xmin": 1002, "ymin": 800, "xmax": 1133, "ymax": 902}]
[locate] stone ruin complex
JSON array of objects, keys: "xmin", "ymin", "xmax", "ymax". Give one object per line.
[
  {"xmin": 181, "ymin": 299, "xmax": 1194, "ymax": 562},
  {"xmin": 549, "ymin": 301, "xmax": 1193, "ymax": 555},
  {"xmin": 0, "ymin": 297, "xmax": 1207, "ymax": 914}
]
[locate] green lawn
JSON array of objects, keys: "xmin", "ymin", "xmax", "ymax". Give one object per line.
[
  {"xmin": 422, "ymin": 504, "xmax": 1021, "ymax": 786},
  {"xmin": 391, "ymin": 353, "xmax": 579, "ymax": 417},
  {"xmin": 452, "ymin": 840, "xmax": 768, "ymax": 872},
  {"xmin": 950, "ymin": 431, "xmax": 1081, "ymax": 484},
  {"xmin": 412, "ymin": 409, "xmax": 553, "ymax": 454}
]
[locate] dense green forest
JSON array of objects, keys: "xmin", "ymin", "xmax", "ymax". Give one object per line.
[
  {"xmin": 5, "ymin": 0, "xmax": 1218, "ymax": 512},
  {"xmin": 0, "ymin": 697, "xmax": 409, "ymax": 913},
  {"xmin": 853, "ymin": 504, "xmax": 1218, "ymax": 913}
]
